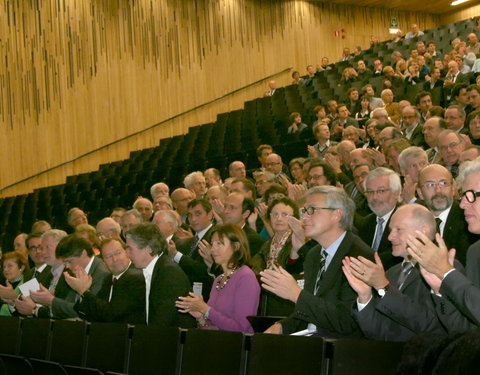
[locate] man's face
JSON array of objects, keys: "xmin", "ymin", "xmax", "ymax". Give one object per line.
[
  {"xmin": 206, "ymin": 187, "xmax": 226, "ymax": 204},
  {"xmin": 125, "ymin": 238, "xmax": 152, "ymax": 269},
  {"xmin": 152, "ymin": 184, "xmax": 169, "ymax": 198},
  {"xmin": 315, "ymin": 125, "xmax": 330, "ymax": 141},
  {"xmin": 374, "ymin": 60, "xmax": 382, "ymax": 70},
  {"xmin": 230, "ymin": 162, "xmax": 246, "ymax": 178},
  {"xmin": 135, "ymin": 199, "xmax": 153, "ymax": 222},
  {"xmin": 69, "ymin": 209, "xmax": 88, "ymax": 228},
  {"xmin": 258, "ymin": 148, "xmax": 272, "ymax": 167},
  {"xmin": 63, "ymin": 250, "xmax": 87, "ymax": 271},
  {"xmin": 402, "ymin": 107, "xmax": 418, "ymax": 129},
  {"xmin": 349, "ymin": 90, "xmax": 359, "ymax": 101},
  {"xmin": 343, "ymin": 128, "xmax": 358, "ymax": 144},
  {"xmin": 418, "ymin": 95, "xmax": 432, "ymax": 114},
  {"xmin": 423, "ymin": 119, "xmax": 442, "ymax": 147},
  {"xmin": 365, "ymin": 175, "xmax": 399, "ymax": 217},
  {"xmin": 204, "ymin": 170, "xmax": 220, "ymax": 188},
  {"xmin": 102, "ymin": 241, "xmax": 130, "ymax": 276},
  {"xmin": 468, "ymin": 89, "xmax": 480, "ymax": 109},
  {"xmin": 307, "ymin": 166, "xmax": 328, "ymax": 188},
  {"xmin": 455, "ymin": 88, "xmax": 469, "ymax": 106},
  {"xmin": 337, "ymin": 106, "xmax": 349, "ymax": 119},
  {"xmin": 388, "ymin": 209, "xmax": 418, "ymax": 258},
  {"xmin": 110, "ymin": 210, "xmax": 124, "ymax": 223},
  {"xmin": 353, "ymin": 165, "xmax": 370, "ymax": 193},
  {"xmin": 190, "ymin": 175, "xmax": 207, "ymax": 197},
  {"xmin": 153, "ymin": 213, "xmax": 174, "ymax": 238},
  {"xmin": 428, "ymin": 43, "xmax": 436, "ymax": 53},
  {"xmin": 418, "ymin": 167, "xmax": 454, "ymax": 215},
  {"xmin": 438, "ymin": 133, "xmax": 463, "ymax": 166},
  {"xmin": 401, "ymin": 155, "xmax": 428, "ymax": 182},
  {"xmin": 121, "ymin": 214, "xmax": 141, "ymax": 234},
  {"xmin": 265, "ymin": 155, "xmax": 282, "ymax": 174},
  {"xmin": 27, "ymin": 237, "xmax": 45, "ymax": 267},
  {"xmin": 417, "ymin": 42, "xmax": 426, "ymax": 53},
  {"xmin": 255, "ymin": 175, "xmax": 271, "ymax": 197},
  {"xmin": 445, "ymin": 108, "xmax": 465, "ymax": 131},
  {"xmin": 41, "ymin": 235, "xmax": 60, "ymax": 266},
  {"xmin": 410, "ymin": 49, "xmax": 419, "ymax": 59},
  {"xmin": 366, "ymin": 86, "xmax": 375, "ymax": 96},
  {"xmin": 431, "ymin": 68, "xmax": 441, "ymax": 80},
  {"xmin": 357, "ymin": 61, "xmax": 366, "ymax": 71},
  {"xmin": 448, "ymin": 61, "xmax": 459, "ymax": 74},
  {"xmin": 187, "ymin": 204, "xmax": 212, "ymax": 232},
  {"xmin": 223, "ymin": 193, "xmax": 246, "ymax": 225},
  {"xmin": 382, "ymin": 91, "xmax": 394, "ymax": 103},
  {"xmin": 471, "ymin": 115, "xmax": 480, "ymax": 139},
  {"xmin": 171, "ymin": 190, "xmax": 193, "ymax": 215},
  {"xmin": 349, "ymin": 150, "xmax": 371, "ymax": 169},
  {"xmin": 327, "ymin": 101, "xmax": 337, "ymax": 113},
  {"xmin": 153, "ymin": 196, "xmax": 172, "ymax": 212},
  {"xmin": 459, "ymin": 172, "xmax": 480, "ymax": 234},
  {"xmin": 302, "ymin": 194, "xmax": 337, "ymax": 243}
]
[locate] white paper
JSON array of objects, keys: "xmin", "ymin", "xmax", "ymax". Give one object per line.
[{"xmin": 18, "ymin": 278, "xmax": 40, "ymax": 296}]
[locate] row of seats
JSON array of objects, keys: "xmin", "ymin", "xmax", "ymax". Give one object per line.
[
  {"xmin": 0, "ymin": 316, "xmax": 403, "ymax": 375},
  {"xmin": 0, "ymin": 17, "xmax": 477, "ymax": 248}
]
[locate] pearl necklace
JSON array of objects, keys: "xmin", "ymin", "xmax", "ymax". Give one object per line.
[{"xmin": 216, "ymin": 267, "xmax": 238, "ymax": 290}]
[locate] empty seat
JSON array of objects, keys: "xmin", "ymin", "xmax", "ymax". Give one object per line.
[{"xmin": 50, "ymin": 320, "xmax": 88, "ymax": 367}]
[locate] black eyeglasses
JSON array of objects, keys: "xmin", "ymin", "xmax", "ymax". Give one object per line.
[
  {"xmin": 300, "ymin": 206, "xmax": 336, "ymax": 216},
  {"xmin": 461, "ymin": 190, "xmax": 480, "ymax": 203}
]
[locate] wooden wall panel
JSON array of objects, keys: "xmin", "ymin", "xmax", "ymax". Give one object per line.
[
  {"xmin": 440, "ymin": 3, "xmax": 480, "ymax": 25},
  {"xmin": 0, "ymin": 0, "xmax": 439, "ymax": 197}
]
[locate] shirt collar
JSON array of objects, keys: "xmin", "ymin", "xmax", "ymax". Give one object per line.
[
  {"xmin": 36, "ymin": 263, "xmax": 48, "ymax": 273},
  {"xmin": 437, "ymin": 204, "xmax": 452, "ymax": 223},
  {"xmin": 196, "ymin": 223, "xmax": 213, "ymax": 240},
  {"xmin": 143, "ymin": 255, "xmax": 160, "ymax": 277},
  {"xmin": 84, "ymin": 256, "xmax": 95, "ymax": 274}
]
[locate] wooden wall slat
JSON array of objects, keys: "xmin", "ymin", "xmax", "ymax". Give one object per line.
[{"xmin": 0, "ymin": 0, "xmax": 440, "ymax": 197}]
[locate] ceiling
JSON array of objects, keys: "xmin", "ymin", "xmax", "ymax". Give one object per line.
[{"xmin": 315, "ymin": 0, "xmax": 479, "ymax": 14}]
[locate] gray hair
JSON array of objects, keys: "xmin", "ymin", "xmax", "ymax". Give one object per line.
[
  {"xmin": 154, "ymin": 210, "xmax": 180, "ymax": 231},
  {"xmin": 42, "ymin": 229, "xmax": 68, "ymax": 243},
  {"xmin": 253, "ymin": 170, "xmax": 276, "ymax": 182},
  {"xmin": 133, "ymin": 197, "xmax": 153, "ymax": 210},
  {"xmin": 457, "ymin": 157, "xmax": 480, "ymax": 189},
  {"xmin": 183, "ymin": 171, "xmax": 204, "ymax": 189},
  {"xmin": 150, "ymin": 182, "xmax": 169, "ymax": 198},
  {"xmin": 364, "ymin": 167, "xmax": 402, "ymax": 195},
  {"xmin": 123, "ymin": 209, "xmax": 143, "ymax": 222},
  {"xmin": 306, "ymin": 186, "xmax": 355, "ymax": 230},
  {"xmin": 398, "ymin": 146, "xmax": 428, "ymax": 171}
]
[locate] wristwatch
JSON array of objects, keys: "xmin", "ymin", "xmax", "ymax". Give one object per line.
[{"xmin": 377, "ymin": 283, "xmax": 390, "ymax": 297}]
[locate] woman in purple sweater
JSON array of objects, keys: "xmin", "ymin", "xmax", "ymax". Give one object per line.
[{"xmin": 176, "ymin": 224, "xmax": 260, "ymax": 333}]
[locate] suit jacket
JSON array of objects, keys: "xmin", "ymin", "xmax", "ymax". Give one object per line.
[
  {"xmin": 441, "ymin": 201, "xmax": 478, "ymax": 267},
  {"xmin": 24, "ymin": 265, "xmax": 52, "ymax": 288},
  {"xmin": 243, "ymin": 225, "xmax": 265, "ymax": 258},
  {"xmin": 355, "ymin": 208, "xmax": 400, "ymax": 270},
  {"xmin": 177, "ymin": 226, "xmax": 215, "ymax": 300},
  {"xmin": 280, "ymin": 231, "xmax": 373, "ymax": 337},
  {"xmin": 50, "ymin": 257, "xmax": 110, "ymax": 319},
  {"xmin": 354, "ymin": 263, "xmax": 446, "ymax": 342},
  {"xmin": 407, "ymin": 123, "xmax": 427, "ymax": 148},
  {"xmin": 344, "ymin": 182, "xmax": 371, "ymax": 218},
  {"xmin": 148, "ymin": 255, "xmax": 195, "ymax": 328},
  {"xmin": 74, "ymin": 264, "xmax": 145, "ymax": 324}
]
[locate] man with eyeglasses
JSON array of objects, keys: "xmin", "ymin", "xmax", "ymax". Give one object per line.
[
  {"xmin": 23, "ymin": 233, "xmax": 51, "ymax": 285},
  {"xmin": 356, "ymin": 167, "xmax": 402, "ymax": 269},
  {"xmin": 417, "ymin": 164, "xmax": 474, "ymax": 266},
  {"xmin": 260, "ymin": 186, "xmax": 373, "ymax": 337},
  {"xmin": 306, "ymin": 160, "xmax": 337, "ymax": 188},
  {"xmin": 406, "ymin": 159, "xmax": 480, "ymax": 333},
  {"xmin": 401, "ymin": 106, "xmax": 427, "ymax": 148},
  {"xmin": 437, "ymin": 129, "xmax": 465, "ymax": 178}
]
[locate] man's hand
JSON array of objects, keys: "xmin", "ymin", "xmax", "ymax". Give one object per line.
[
  {"xmin": 167, "ymin": 239, "xmax": 179, "ymax": 258},
  {"xmin": 264, "ymin": 322, "xmax": 283, "ymax": 334},
  {"xmin": 347, "ymin": 252, "xmax": 389, "ymax": 290},
  {"xmin": 406, "ymin": 232, "xmax": 454, "ymax": 279},
  {"xmin": 307, "ymin": 145, "xmax": 319, "ymax": 158},
  {"xmin": 402, "ymin": 174, "xmax": 417, "ymax": 203},
  {"xmin": 198, "ymin": 239, "xmax": 214, "ymax": 269},
  {"xmin": 287, "ymin": 184, "xmax": 307, "ymax": 206},
  {"xmin": 64, "ymin": 267, "xmax": 92, "ymax": 296},
  {"xmin": 30, "ymin": 284, "xmax": 55, "ymax": 307},
  {"xmin": 342, "ymin": 257, "xmax": 373, "ymax": 303},
  {"xmin": 324, "ymin": 153, "xmax": 341, "ymax": 173},
  {"xmin": 0, "ymin": 281, "xmax": 18, "ymax": 301},
  {"xmin": 260, "ymin": 266, "xmax": 301, "ymax": 303},
  {"xmin": 15, "ymin": 296, "xmax": 36, "ymax": 316},
  {"xmin": 176, "ymin": 227, "xmax": 193, "ymax": 239}
]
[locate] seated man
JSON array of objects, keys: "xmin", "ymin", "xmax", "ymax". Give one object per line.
[
  {"xmin": 65, "ymin": 238, "xmax": 146, "ymax": 324},
  {"xmin": 125, "ymin": 223, "xmax": 195, "ymax": 327}
]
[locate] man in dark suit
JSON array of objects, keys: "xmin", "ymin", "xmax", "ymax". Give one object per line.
[
  {"xmin": 65, "ymin": 238, "xmax": 145, "ymax": 324},
  {"xmin": 355, "ymin": 167, "xmax": 402, "ymax": 270},
  {"xmin": 261, "ymin": 186, "xmax": 373, "ymax": 337},
  {"xmin": 125, "ymin": 223, "xmax": 195, "ymax": 327},
  {"xmin": 29, "ymin": 234, "xmax": 110, "ymax": 319},
  {"xmin": 23, "ymin": 233, "xmax": 52, "ymax": 286},
  {"xmin": 344, "ymin": 204, "xmax": 447, "ymax": 342},
  {"xmin": 344, "ymin": 164, "xmax": 372, "ymax": 218},
  {"xmin": 401, "ymin": 106, "xmax": 427, "ymax": 148},
  {"xmin": 223, "ymin": 192, "xmax": 264, "ymax": 257},
  {"xmin": 417, "ymin": 164, "xmax": 477, "ymax": 266},
  {"xmin": 170, "ymin": 198, "xmax": 215, "ymax": 300}
]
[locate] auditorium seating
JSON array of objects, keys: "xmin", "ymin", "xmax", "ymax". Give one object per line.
[
  {"xmin": 0, "ymin": 316, "xmax": 405, "ymax": 375},
  {"xmin": 0, "ymin": 17, "xmax": 478, "ymax": 250}
]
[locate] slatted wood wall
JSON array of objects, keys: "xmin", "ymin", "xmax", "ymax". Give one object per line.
[
  {"xmin": 440, "ymin": 3, "xmax": 480, "ymax": 25},
  {"xmin": 0, "ymin": 0, "xmax": 438, "ymax": 197}
]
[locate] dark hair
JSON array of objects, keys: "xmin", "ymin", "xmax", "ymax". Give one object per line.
[
  {"xmin": 467, "ymin": 109, "xmax": 480, "ymax": 126},
  {"xmin": 313, "ymin": 105, "xmax": 325, "ymax": 114},
  {"xmin": 100, "ymin": 238, "xmax": 126, "ymax": 251},
  {"xmin": 266, "ymin": 197, "xmax": 300, "ymax": 223},
  {"xmin": 56, "ymin": 234, "xmax": 94, "ymax": 259},
  {"xmin": 26, "ymin": 232, "xmax": 43, "ymax": 249},
  {"xmin": 289, "ymin": 112, "xmax": 301, "ymax": 122},
  {"xmin": 125, "ymin": 223, "xmax": 167, "ymax": 256},
  {"xmin": 451, "ymin": 82, "xmax": 469, "ymax": 99},
  {"xmin": 308, "ymin": 160, "xmax": 337, "ymax": 186},
  {"xmin": 414, "ymin": 91, "xmax": 432, "ymax": 106},
  {"xmin": 428, "ymin": 106, "xmax": 445, "ymax": 118},
  {"xmin": 210, "ymin": 224, "xmax": 251, "ymax": 269},
  {"xmin": 467, "ymin": 84, "xmax": 480, "ymax": 95},
  {"xmin": 231, "ymin": 178, "xmax": 256, "ymax": 199},
  {"xmin": 187, "ymin": 198, "xmax": 212, "ymax": 213},
  {"xmin": 264, "ymin": 184, "xmax": 288, "ymax": 204}
]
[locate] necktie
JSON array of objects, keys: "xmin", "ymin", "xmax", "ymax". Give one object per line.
[
  {"xmin": 189, "ymin": 235, "xmax": 200, "ymax": 256},
  {"xmin": 109, "ymin": 277, "xmax": 117, "ymax": 302},
  {"xmin": 33, "ymin": 270, "xmax": 40, "ymax": 279},
  {"xmin": 397, "ymin": 262, "xmax": 414, "ymax": 290},
  {"xmin": 435, "ymin": 217, "xmax": 442, "ymax": 236},
  {"xmin": 314, "ymin": 249, "xmax": 328, "ymax": 295},
  {"xmin": 372, "ymin": 217, "xmax": 385, "ymax": 251}
]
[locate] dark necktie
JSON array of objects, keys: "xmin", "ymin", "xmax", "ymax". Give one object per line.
[
  {"xmin": 189, "ymin": 235, "xmax": 200, "ymax": 256},
  {"xmin": 33, "ymin": 270, "xmax": 40, "ymax": 279},
  {"xmin": 435, "ymin": 217, "xmax": 442, "ymax": 236},
  {"xmin": 397, "ymin": 262, "xmax": 414, "ymax": 290},
  {"xmin": 109, "ymin": 277, "xmax": 117, "ymax": 302},
  {"xmin": 314, "ymin": 249, "xmax": 328, "ymax": 295},
  {"xmin": 372, "ymin": 217, "xmax": 385, "ymax": 252}
]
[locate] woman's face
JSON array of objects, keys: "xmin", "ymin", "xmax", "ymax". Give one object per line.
[
  {"xmin": 361, "ymin": 98, "xmax": 370, "ymax": 109},
  {"xmin": 270, "ymin": 203, "xmax": 294, "ymax": 234},
  {"xmin": 290, "ymin": 163, "xmax": 304, "ymax": 182},
  {"xmin": 3, "ymin": 259, "xmax": 24, "ymax": 282},
  {"xmin": 210, "ymin": 233, "xmax": 235, "ymax": 269},
  {"xmin": 469, "ymin": 115, "xmax": 480, "ymax": 139}
]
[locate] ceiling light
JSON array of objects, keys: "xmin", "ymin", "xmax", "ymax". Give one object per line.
[{"xmin": 451, "ymin": 0, "xmax": 470, "ymax": 6}]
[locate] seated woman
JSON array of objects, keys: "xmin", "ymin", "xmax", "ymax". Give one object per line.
[
  {"xmin": 404, "ymin": 60, "xmax": 421, "ymax": 85},
  {"xmin": 0, "ymin": 252, "xmax": 28, "ymax": 316},
  {"xmin": 251, "ymin": 198, "xmax": 306, "ymax": 316},
  {"xmin": 176, "ymin": 224, "xmax": 260, "ymax": 333},
  {"xmin": 289, "ymin": 158, "xmax": 305, "ymax": 185},
  {"xmin": 468, "ymin": 110, "xmax": 480, "ymax": 146},
  {"xmin": 287, "ymin": 112, "xmax": 308, "ymax": 135}
]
